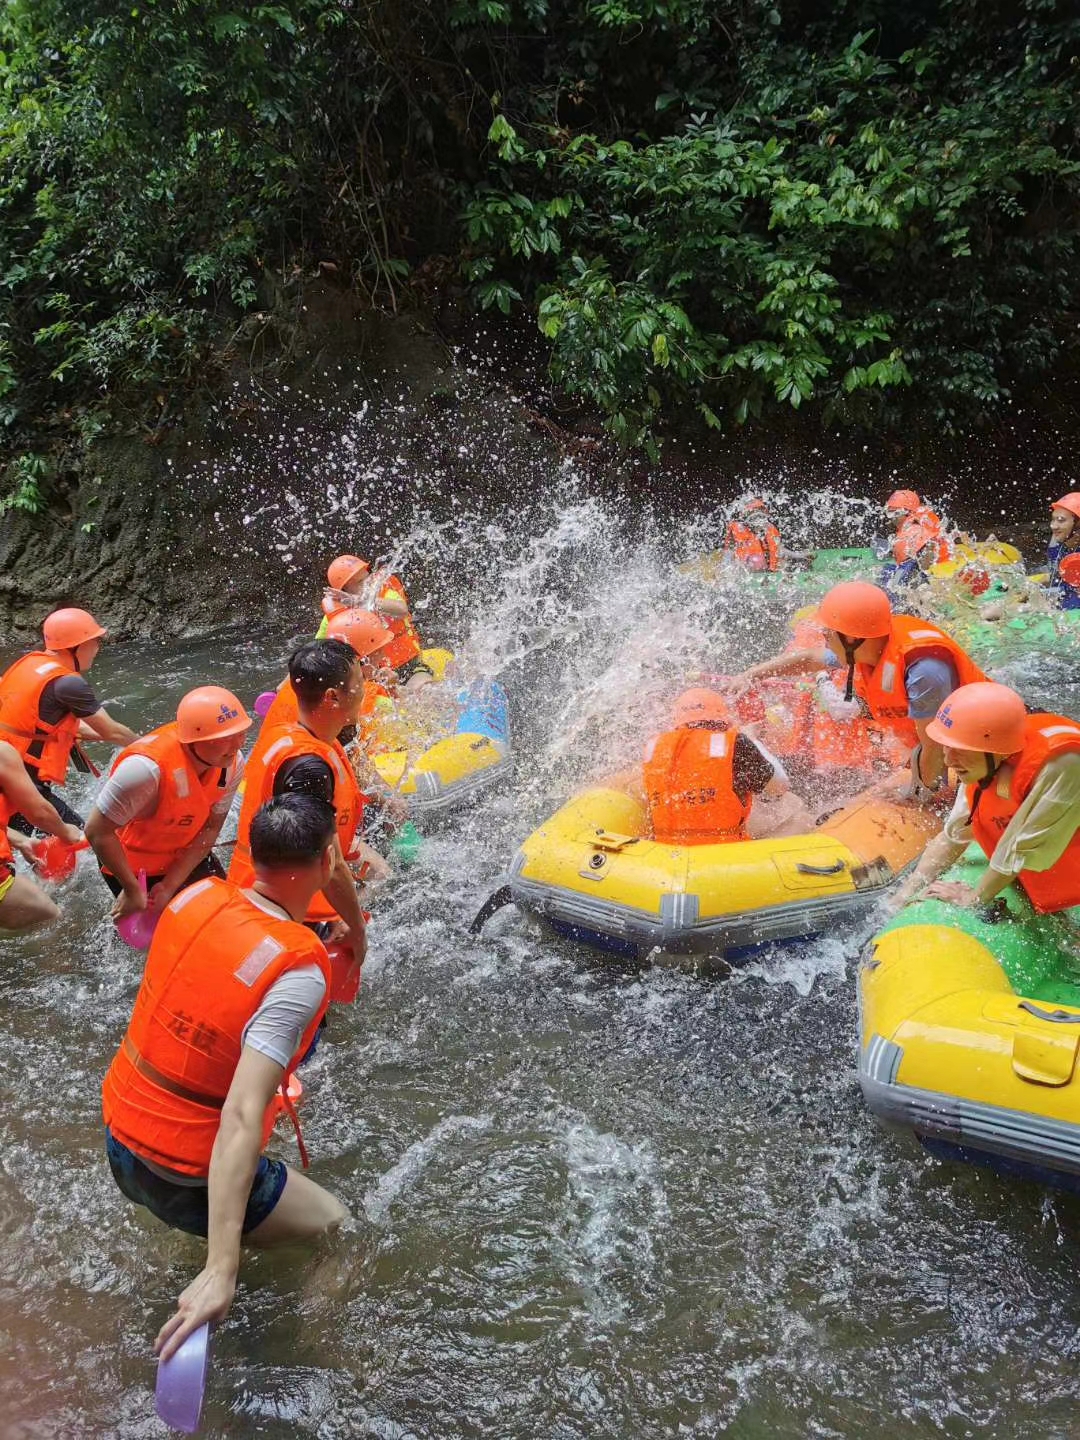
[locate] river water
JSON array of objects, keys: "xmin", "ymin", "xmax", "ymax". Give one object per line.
[{"xmin": 2, "ymin": 483, "xmax": 1079, "ymax": 1438}]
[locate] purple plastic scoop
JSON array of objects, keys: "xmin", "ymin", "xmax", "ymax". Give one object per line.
[
  {"xmin": 253, "ymin": 690, "xmax": 277, "ymax": 718},
  {"xmin": 114, "ymin": 870, "xmax": 159, "ymax": 950},
  {"xmin": 155, "ymin": 1321, "xmax": 214, "ymax": 1433}
]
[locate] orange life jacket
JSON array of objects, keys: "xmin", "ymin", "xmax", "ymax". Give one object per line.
[
  {"xmin": 0, "ymin": 782, "xmax": 13, "ymax": 867},
  {"xmin": 375, "ymin": 575, "xmax": 422, "ymax": 668},
  {"xmin": 0, "ymin": 651, "xmax": 83, "ymax": 785},
  {"xmin": 853, "ymin": 615, "xmax": 985, "ymax": 748},
  {"xmin": 643, "ymin": 726, "xmax": 752, "ymax": 845},
  {"xmin": 102, "ymin": 876, "xmax": 330, "ymax": 1175},
  {"xmin": 322, "ymin": 577, "xmax": 422, "ymax": 669},
  {"xmin": 107, "ymin": 723, "xmax": 232, "ymax": 877},
  {"xmin": 966, "ymin": 713, "xmax": 1080, "ymax": 914},
  {"xmin": 263, "ymin": 677, "xmax": 384, "ymax": 744},
  {"xmin": 892, "ymin": 507, "xmax": 950, "ymax": 565},
  {"xmin": 724, "ymin": 521, "xmax": 780, "ymax": 572},
  {"xmin": 228, "ymin": 721, "xmax": 364, "ymax": 922}
]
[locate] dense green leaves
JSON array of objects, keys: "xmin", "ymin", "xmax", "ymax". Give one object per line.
[{"xmin": 0, "ymin": 0, "xmax": 1077, "ymax": 467}]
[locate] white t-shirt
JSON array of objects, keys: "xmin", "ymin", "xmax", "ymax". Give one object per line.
[
  {"xmin": 943, "ymin": 752, "xmax": 1080, "ymax": 877},
  {"xmin": 95, "ymin": 751, "xmax": 245, "ymax": 827}
]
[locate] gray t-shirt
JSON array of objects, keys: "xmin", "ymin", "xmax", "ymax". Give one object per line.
[
  {"xmin": 39, "ymin": 673, "xmax": 101, "ymax": 724},
  {"xmin": 95, "ymin": 752, "xmax": 245, "ymax": 827}
]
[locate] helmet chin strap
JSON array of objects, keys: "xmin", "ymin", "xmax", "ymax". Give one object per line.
[
  {"xmin": 966, "ymin": 753, "xmax": 1002, "ymax": 822},
  {"xmin": 838, "ymin": 634, "xmax": 861, "ymax": 702}
]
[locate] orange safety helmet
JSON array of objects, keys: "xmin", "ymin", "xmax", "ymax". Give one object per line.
[
  {"xmin": 326, "ymin": 554, "xmax": 370, "ymax": 592},
  {"xmin": 885, "ymin": 489, "xmax": 921, "ymax": 515},
  {"xmin": 176, "ymin": 685, "xmax": 253, "ymax": 744},
  {"xmin": 1051, "ymin": 492, "xmax": 1080, "ymax": 522},
  {"xmin": 816, "ymin": 581, "xmax": 893, "ymax": 640},
  {"xmin": 42, "ymin": 607, "xmax": 107, "ymax": 651},
  {"xmin": 924, "ymin": 682, "xmax": 1027, "ymax": 756},
  {"xmin": 326, "ymin": 608, "xmax": 394, "ymax": 659},
  {"xmin": 672, "ymin": 688, "xmax": 731, "ymax": 728},
  {"xmin": 741, "ymin": 497, "xmax": 768, "ymax": 514}
]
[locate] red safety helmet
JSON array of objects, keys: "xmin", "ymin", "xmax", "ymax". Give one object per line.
[
  {"xmin": 176, "ymin": 686, "xmax": 253, "ymax": 744},
  {"xmin": 672, "ymin": 688, "xmax": 731, "ymax": 728},
  {"xmin": 326, "ymin": 554, "xmax": 370, "ymax": 591},
  {"xmin": 42, "ymin": 607, "xmax": 107, "ymax": 651},
  {"xmin": 924, "ymin": 682, "xmax": 1027, "ymax": 756}
]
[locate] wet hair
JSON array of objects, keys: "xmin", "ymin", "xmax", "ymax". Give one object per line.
[
  {"xmin": 250, "ymin": 793, "xmax": 336, "ymax": 869},
  {"xmin": 288, "ymin": 639, "xmax": 357, "ymax": 706}
]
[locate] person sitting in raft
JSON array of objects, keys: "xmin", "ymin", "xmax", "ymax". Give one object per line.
[
  {"xmin": 103, "ymin": 793, "xmax": 348, "ymax": 1360},
  {"xmin": 734, "ymin": 581, "xmax": 985, "ymax": 802},
  {"xmin": 886, "ymin": 682, "xmax": 1080, "ymax": 919},
  {"xmin": 1045, "ymin": 491, "xmax": 1080, "ymax": 610},
  {"xmin": 0, "ymin": 740, "xmax": 85, "ymax": 931},
  {"xmin": 875, "ymin": 489, "xmax": 950, "ymax": 593},
  {"xmin": 229, "ymin": 639, "xmax": 376, "ymax": 947},
  {"xmin": 0, "ymin": 607, "xmax": 136, "ymax": 832},
  {"xmin": 643, "ymin": 688, "xmax": 811, "ymax": 843},
  {"xmin": 319, "ymin": 553, "xmax": 433, "ymax": 688},
  {"xmin": 84, "ymin": 686, "xmax": 252, "ymax": 922},
  {"xmin": 723, "ymin": 498, "xmax": 782, "ymax": 573}
]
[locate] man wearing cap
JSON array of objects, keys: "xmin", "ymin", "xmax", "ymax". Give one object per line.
[
  {"xmin": 85, "ymin": 686, "xmax": 252, "ymax": 920},
  {"xmin": 0, "ymin": 607, "xmax": 137, "ymax": 830}
]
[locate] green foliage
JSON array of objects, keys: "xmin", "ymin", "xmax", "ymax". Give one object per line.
[
  {"xmin": 0, "ymin": 451, "xmax": 48, "ymax": 513},
  {"xmin": 0, "ymin": 0, "xmax": 1077, "ymax": 456},
  {"xmin": 466, "ymin": 9, "xmax": 1080, "ymax": 441}
]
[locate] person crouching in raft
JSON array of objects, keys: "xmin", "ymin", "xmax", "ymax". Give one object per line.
[
  {"xmin": 319, "ymin": 553, "xmax": 433, "ymax": 688},
  {"xmin": 735, "ymin": 581, "xmax": 985, "ymax": 803},
  {"xmin": 229, "ymin": 639, "xmax": 369, "ymax": 959},
  {"xmin": 643, "ymin": 688, "xmax": 812, "ymax": 843},
  {"xmin": 0, "ymin": 607, "xmax": 136, "ymax": 832},
  {"xmin": 886, "ymin": 682, "xmax": 1080, "ymax": 919},
  {"xmin": 103, "ymin": 794, "xmax": 348, "ymax": 1360},
  {"xmin": 0, "ymin": 740, "xmax": 85, "ymax": 931},
  {"xmin": 84, "ymin": 686, "xmax": 252, "ymax": 921}
]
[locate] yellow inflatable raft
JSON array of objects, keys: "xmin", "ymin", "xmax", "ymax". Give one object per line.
[
  {"xmin": 507, "ymin": 784, "xmax": 940, "ymax": 959},
  {"xmin": 367, "ymin": 649, "xmax": 512, "ymax": 818},
  {"xmin": 859, "ymin": 848, "xmax": 1080, "ymax": 1192}
]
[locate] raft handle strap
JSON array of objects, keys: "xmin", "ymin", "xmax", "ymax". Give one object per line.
[
  {"xmin": 796, "ymin": 859, "xmax": 846, "ymax": 876},
  {"xmin": 469, "ymin": 883, "xmax": 514, "ymax": 936},
  {"xmin": 1018, "ymin": 1002, "xmax": 1080, "ymax": 1026},
  {"xmin": 279, "ymin": 1077, "xmax": 310, "ymax": 1169}
]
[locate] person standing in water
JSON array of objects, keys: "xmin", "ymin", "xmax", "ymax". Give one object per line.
[
  {"xmin": 0, "ymin": 740, "xmax": 84, "ymax": 931},
  {"xmin": 102, "ymin": 794, "xmax": 347, "ymax": 1359},
  {"xmin": 0, "ymin": 607, "xmax": 136, "ymax": 831},
  {"xmin": 735, "ymin": 581, "xmax": 985, "ymax": 802},
  {"xmin": 229, "ymin": 640, "xmax": 368, "ymax": 956},
  {"xmin": 84, "ymin": 686, "xmax": 252, "ymax": 920}
]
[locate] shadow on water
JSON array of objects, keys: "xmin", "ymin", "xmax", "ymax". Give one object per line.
[{"xmin": 2, "ymin": 478, "xmax": 1080, "ymax": 1438}]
